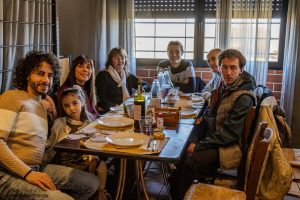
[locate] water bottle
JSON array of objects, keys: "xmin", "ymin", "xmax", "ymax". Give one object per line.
[
  {"xmin": 157, "ymin": 68, "xmax": 164, "ymax": 87},
  {"xmin": 150, "ymin": 75, "xmax": 161, "ymax": 99},
  {"xmin": 162, "ymin": 67, "xmax": 173, "ymax": 88},
  {"xmin": 161, "ymin": 68, "xmax": 173, "ymax": 102},
  {"xmin": 150, "ymin": 75, "xmax": 161, "ymax": 108}
]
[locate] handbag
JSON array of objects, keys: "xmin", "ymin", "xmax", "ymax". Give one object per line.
[{"xmin": 219, "ymin": 144, "xmax": 242, "ymax": 170}]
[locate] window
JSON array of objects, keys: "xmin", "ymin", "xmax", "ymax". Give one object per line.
[
  {"xmin": 135, "ymin": 18, "xmax": 195, "ymax": 60},
  {"xmin": 0, "ymin": 0, "xmax": 58, "ymax": 93},
  {"xmin": 134, "ymin": 0, "xmax": 288, "ymax": 69}
]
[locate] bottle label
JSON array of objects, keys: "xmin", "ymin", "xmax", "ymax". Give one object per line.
[
  {"xmin": 134, "ymin": 105, "xmax": 142, "ymax": 120},
  {"xmin": 157, "ymin": 117, "xmax": 164, "ymax": 130}
]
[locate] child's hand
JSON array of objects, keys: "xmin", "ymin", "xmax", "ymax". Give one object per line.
[{"xmin": 88, "ymin": 158, "xmax": 98, "ymax": 173}]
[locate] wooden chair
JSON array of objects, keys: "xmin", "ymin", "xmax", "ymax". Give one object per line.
[{"xmin": 184, "ymin": 122, "xmax": 273, "ymax": 200}]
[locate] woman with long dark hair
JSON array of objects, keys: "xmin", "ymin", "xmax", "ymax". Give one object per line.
[{"xmin": 56, "ymin": 55, "xmax": 98, "ymax": 117}]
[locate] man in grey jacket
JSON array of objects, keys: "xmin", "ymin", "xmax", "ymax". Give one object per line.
[{"xmin": 171, "ymin": 49, "xmax": 256, "ymax": 200}]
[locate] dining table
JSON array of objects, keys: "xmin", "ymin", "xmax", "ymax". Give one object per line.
[{"xmin": 54, "ymin": 95, "xmax": 203, "ymax": 200}]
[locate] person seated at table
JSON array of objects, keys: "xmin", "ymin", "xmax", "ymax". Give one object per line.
[
  {"xmin": 96, "ymin": 47, "xmax": 150, "ymax": 113},
  {"xmin": 0, "ymin": 50, "xmax": 99, "ymax": 200},
  {"xmin": 201, "ymin": 48, "xmax": 222, "ymax": 101},
  {"xmin": 170, "ymin": 49, "xmax": 257, "ymax": 200},
  {"xmin": 56, "ymin": 55, "xmax": 99, "ymax": 118},
  {"xmin": 158, "ymin": 40, "xmax": 196, "ymax": 93},
  {"xmin": 44, "ymin": 85, "xmax": 107, "ymax": 200}
]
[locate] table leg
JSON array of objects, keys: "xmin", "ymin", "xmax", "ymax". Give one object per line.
[
  {"xmin": 135, "ymin": 160, "xmax": 150, "ymax": 200},
  {"xmin": 161, "ymin": 162, "xmax": 172, "ymax": 199},
  {"xmin": 116, "ymin": 158, "xmax": 127, "ymax": 200}
]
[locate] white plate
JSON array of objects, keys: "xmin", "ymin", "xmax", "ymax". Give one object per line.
[
  {"xmin": 66, "ymin": 134, "xmax": 86, "ymax": 140},
  {"xmin": 89, "ymin": 135, "xmax": 106, "ymax": 142},
  {"xmin": 191, "ymin": 96, "xmax": 204, "ymax": 102},
  {"xmin": 98, "ymin": 116, "xmax": 134, "ymax": 128},
  {"xmin": 181, "ymin": 108, "xmax": 198, "ymax": 116},
  {"xmin": 106, "ymin": 132, "xmax": 149, "ymax": 147},
  {"xmin": 110, "ymin": 105, "xmax": 124, "ymax": 112},
  {"xmin": 192, "ymin": 102, "xmax": 204, "ymax": 109}
]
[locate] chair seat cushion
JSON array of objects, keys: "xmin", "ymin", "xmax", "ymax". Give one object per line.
[{"xmin": 184, "ymin": 183, "xmax": 246, "ymax": 200}]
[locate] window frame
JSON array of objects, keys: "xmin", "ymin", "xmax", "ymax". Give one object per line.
[{"xmin": 134, "ymin": 0, "xmax": 288, "ymax": 70}]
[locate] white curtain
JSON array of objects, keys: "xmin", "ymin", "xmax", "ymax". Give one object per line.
[
  {"xmin": 95, "ymin": 0, "xmax": 136, "ymax": 73},
  {"xmin": 281, "ymin": 0, "xmax": 300, "ymax": 127},
  {"xmin": 0, "ymin": 0, "xmax": 53, "ymax": 93},
  {"xmin": 216, "ymin": 0, "xmax": 272, "ymax": 85}
]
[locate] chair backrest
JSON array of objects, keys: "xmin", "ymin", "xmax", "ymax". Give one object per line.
[
  {"xmin": 195, "ymin": 77, "xmax": 206, "ymax": 93},
  {"xmin": 251, "ymin": 85, "xmax": 274, "ymax": 136},
  {"xmin": 238, "ymin": 106, "xmax": 256, "ymax": 189},
  {"xmin": 245, "ymin": 122, "xmax": 273, "ymax": 200}
]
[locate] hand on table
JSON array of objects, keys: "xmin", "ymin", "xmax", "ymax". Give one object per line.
[{"xmin": 25, "ymin": 171, "xmax": 57, "ymax": 191}]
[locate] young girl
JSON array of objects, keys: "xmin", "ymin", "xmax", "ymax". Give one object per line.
[{"xmin": 44, "ymin": 85, "xmax": 107, "ymax": 200}]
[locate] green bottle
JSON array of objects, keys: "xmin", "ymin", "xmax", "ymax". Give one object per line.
[{"xmin": 134, "ymin": 77, "xmax": 145, "ymax": 131}]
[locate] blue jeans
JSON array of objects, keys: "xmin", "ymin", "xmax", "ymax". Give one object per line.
[{"xmin": 0, "ymin": 164, "xmax": 99, "ymax": 200}]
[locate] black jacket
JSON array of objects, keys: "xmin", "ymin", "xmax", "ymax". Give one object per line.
[{"xmin": 95, "ymin": 71, "xmax": 150, "ymax": 112}]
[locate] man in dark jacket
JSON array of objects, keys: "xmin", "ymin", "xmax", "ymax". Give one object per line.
[{"xmin": 172, "ymin": 49, "xmax": 256, "ymax": 200}]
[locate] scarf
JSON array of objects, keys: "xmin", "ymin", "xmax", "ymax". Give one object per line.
[{"xmin": 107, "ymin": 65, "xmax": 130, "ymax": 101}]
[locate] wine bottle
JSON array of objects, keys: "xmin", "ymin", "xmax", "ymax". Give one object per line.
[{"xmin": 134, "ymin": 77, "xmax": 145, "ymax": 131}]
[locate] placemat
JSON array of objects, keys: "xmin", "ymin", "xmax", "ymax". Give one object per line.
[{"xmin": 82, "ymin": 137, "xmax": 170, "ymax": 155}]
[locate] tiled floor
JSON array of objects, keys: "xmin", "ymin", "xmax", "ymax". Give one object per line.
[{"xmin": 144, "ymin": 162, "xmax": 170, "ymax": 200}]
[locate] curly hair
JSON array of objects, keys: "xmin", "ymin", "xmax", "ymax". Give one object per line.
[
  {"xmin": 217, "ymin": 49, "xmax": 246, "ymax": 69},
  {"xmin": 61, "ymin": 55, "xmax": 97, "ymax": 106},
  {"xmin": 14, "ymin": 50, "xmax": 60, "ymax": 92}
]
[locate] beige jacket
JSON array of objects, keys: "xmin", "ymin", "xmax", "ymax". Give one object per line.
[{"xmin": 245, "ymin": 105, "xmax": 292, "ymax": 199}]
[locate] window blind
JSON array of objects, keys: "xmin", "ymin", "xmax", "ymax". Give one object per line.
[
  {"xmin": 135, "ymin": 0, "xmax": 196, "ymax": 18},
  {"xmin": 135, "ymin": 0, "xmax": 284, "ymax": 18}
]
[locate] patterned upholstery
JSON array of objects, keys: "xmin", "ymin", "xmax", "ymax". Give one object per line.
[{"xmin": 184, "ymin": 183, "xmax": 246, "ymax": 200}]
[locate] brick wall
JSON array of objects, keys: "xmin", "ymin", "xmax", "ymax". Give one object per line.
[{"xmin": 137, "ymin": 66, "xmax": 283, "ymax": 104}]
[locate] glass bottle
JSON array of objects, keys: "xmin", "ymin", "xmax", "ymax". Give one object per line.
[
  {"xmin": 134, "ymin": 77, "xmax": 145, "ymax": 131},
  {"xmin": 157, "ymin": 68, "xmax": 164, "ymax": 87},
  {"xmin": 156, "ymin": 112, "xmax": 164, "ymax": 132},
  {"xmin": 150, "ymin": 75, "xmax": 161, "ymax": 99},
  {"xmin": 161, "ymin": 68, "xmax": 173, "ymax": 102},
  {"xmin": 144, "ymin": 106, "xmax": 153, "ymax": 135},
  {"xmin": 162, "ymin": 67, "xmax": 173, "ymax": 88}
]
